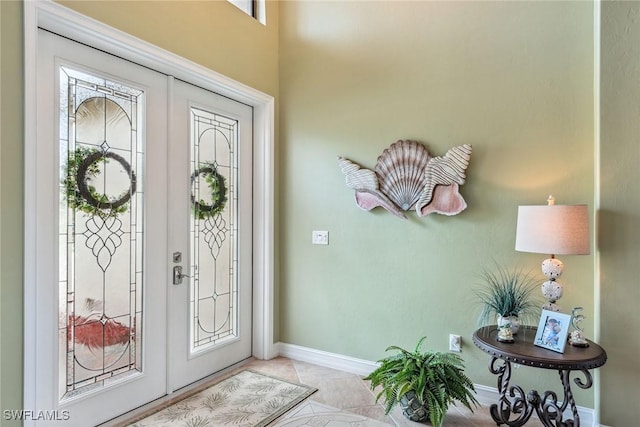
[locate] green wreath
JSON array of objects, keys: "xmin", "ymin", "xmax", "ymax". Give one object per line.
[
  {"xmin": 64, "ymin": 147, "xmax": 136, "ymax": 216},
  {"xmin": 191, "ymin": 164, "xmax": 227, "ymax": 220}
]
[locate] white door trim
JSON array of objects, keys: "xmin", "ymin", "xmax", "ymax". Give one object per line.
[{"xmin": 23, "ymin": 0, "xmax": 275, "ymax": 420}]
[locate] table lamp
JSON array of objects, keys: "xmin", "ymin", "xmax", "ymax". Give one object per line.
[{"xmin": 515, "ymin": 195, "xmax": 590, "ymax": 312}]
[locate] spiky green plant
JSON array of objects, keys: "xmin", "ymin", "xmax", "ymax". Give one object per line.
[
  {"xmin": 364, "ymin": 337, "xmax": 478, "ymax": 427},
  {"xmin": 475, "ymin": 262, "xmax": 540, "ymax": 325}
]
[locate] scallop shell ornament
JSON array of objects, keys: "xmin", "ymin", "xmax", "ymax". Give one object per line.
[
  {"xmin": 338, "ymin": 140, "xmax": 472, "ymax": 219},
  {"xmin": 374, "ymin": 140, "xmax": 431, "ymax": 211}
]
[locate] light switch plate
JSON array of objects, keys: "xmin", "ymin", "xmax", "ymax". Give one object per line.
[
  {"xmin": 449, "ymin": 334, "xmax": 461, "ymax": 352},
  {"xmin": 312, "ymin": 230, "xmax": 329, "ymax": 245}
]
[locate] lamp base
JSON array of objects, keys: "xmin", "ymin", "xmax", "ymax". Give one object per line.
[
  {"xmin": 542, "ymin": 302, "xmax": 561, "ymax": 312},
  {"xmin": 541, "ymin": 258, "xmax": 564, "ymax": 312}
]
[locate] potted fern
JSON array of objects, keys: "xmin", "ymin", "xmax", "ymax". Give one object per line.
[
  {"xmin": 475, "ymin": 263, "xmax": 540, "ymax": 334},
  {"xmin": 364, "ymin": 337, "xmax": 478, "ymax": 426}
]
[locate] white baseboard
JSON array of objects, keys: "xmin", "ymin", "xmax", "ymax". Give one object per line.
[
  {"xmin": 276, "ymin": 342, "xmax": 598, "ymax": 426},
  {"xmin": 277, "ymin": 342, "xmax": 379, "ymax": 376}
]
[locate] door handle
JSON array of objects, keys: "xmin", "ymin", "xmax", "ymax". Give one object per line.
[{"xmin": 173, "ymin": 265, "xmax": 190, "ymax": 285}]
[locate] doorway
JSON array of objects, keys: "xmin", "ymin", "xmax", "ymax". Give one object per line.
[
  {"xmin": 32, "ymin": 29, "xmax": 253, "ymax": 425},
  {"xmin": 25, "ymin": 3, "xmax": 275, "ymax": 426}
]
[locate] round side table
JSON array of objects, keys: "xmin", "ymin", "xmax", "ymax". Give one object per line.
[{"xmin": 473, "ymin": 326, "xmax": 606, "ymax": 427}]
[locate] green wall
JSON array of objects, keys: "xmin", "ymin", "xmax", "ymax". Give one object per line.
[
  {"xmin": 600, "ymin": 1, "xmax": 640, "ymax": 425},
  {"xmin": 279, "ymin": 0, "xmax": 595, "ymax": 406},
  {"xmin": 57, "ymin": 0, "xmax": 280, "ymax": 96},
  {"xmin": 1, "ymin": 1, "xmax": 24, "ymax": 423}
]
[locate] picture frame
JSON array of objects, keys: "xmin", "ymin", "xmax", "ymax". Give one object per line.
[{"xmin": 534, "ymin": 309, "xmax": 571, "ymax": 353}]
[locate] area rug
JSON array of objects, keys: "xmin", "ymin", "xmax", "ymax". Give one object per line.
[{"xmin": 128, "ymin": 370, "xmax": 317, "ymax": 427}]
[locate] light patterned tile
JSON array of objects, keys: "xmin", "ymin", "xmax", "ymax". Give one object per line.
[
  {"xmin": 273, "ymin": 401, "xmax": 390, "ymax": 427},
  {"xmin": 243, "ymin": 357, "xmax": 301, "ymax": 383},
  {"xmin": 292, "ymin": 359, "xmax": 358, "ymax": 381},
  {"xmin": 307, "ymin": 375, "xmax": 379, "ymax": 409},
  {"xmin": 347, "ymin": 405, "xmax": 394, "ymax": 425}
]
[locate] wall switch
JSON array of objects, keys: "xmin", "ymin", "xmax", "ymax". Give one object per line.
[
  {"xmin": 449, "ymin": 334, "xmax": 461, "ymax": 352},
  {"xmin": 312, "ymin": 230, "xmax": 329, "ymax": 245}
]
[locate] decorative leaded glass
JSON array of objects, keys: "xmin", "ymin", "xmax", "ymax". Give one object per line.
[
  {"xmin": 189, "ymin": 107, "xmax": 238, "ymax": 352},
  {"xmin": 59, "ymin": 66, "xmax": 144, "ymax": 400}
]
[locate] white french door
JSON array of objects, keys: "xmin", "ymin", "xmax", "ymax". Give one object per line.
[
  {"xmin": 33, "ymin": 29, "xmax": 253, "ymax": 426},
  {"xmin": 168, "ymin": 79, "xmax": 253, "ymax": 391}
]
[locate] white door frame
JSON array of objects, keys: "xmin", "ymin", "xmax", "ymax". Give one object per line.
[{"xmin": 23, "ymin": 0, "xmax": 275, "ymax": 419}]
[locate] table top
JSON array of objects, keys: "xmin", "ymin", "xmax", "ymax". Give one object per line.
[{"xmin": 472, "ymin": 326, "xmax": 607, "ymax": 370}]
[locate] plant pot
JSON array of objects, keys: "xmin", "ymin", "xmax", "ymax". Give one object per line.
[
  {"xmin": 497, "ymin": 315, "xmax": 521, "ymax": 334},
  {"xmin": 400, "ymin": 390, "xmax": 430, "ymax": 422}
]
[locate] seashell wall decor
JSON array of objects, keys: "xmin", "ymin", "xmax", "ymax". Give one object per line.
[{"xmin": 338, "ymin": 140, "xmax": 472, "ymax": 219}]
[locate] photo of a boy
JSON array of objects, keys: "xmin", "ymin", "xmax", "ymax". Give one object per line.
[
  {"xmin": 542, "ymin": 318, "xmax": 561, "ymax": 346},
  {"xmin": 534, "ymin": 310, "xmax": 570, "ymax": 353},
  {"xmin": 536, "ymin": 317, "xmax": 562, "ymax": 350}
]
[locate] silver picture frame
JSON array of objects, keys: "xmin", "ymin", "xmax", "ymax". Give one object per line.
[{"xmin": 534, "ymin": 309, "xmax": 571, "ymax": 353}]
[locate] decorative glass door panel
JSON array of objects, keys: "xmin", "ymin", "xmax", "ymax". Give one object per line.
[
  {"xmin": 58, "ymin": 67, "xmax": 144, "ymax": 400},
  {"xmin": 190, "ymin": 108, "xmax": 238, "ymax": 353}
]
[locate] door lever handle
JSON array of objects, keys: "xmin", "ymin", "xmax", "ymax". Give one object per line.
[{"xmin": 173, "ymin": 265, "xmax": 191, "ymax": 285}]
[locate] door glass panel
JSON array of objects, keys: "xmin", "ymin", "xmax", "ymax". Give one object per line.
[
  {"xmin": 190, "ymin": 107, "xmax": 238, "ymax": 353},
  {"xmin": 59, "ymin": 66, "xmax": 144, "ymax": 400}
]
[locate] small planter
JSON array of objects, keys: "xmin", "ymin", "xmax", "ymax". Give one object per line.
[
  {"xmin": 497, "ymin": 314, "xmax": 521, "ymax": 334},
  {"xmin": 400, "ymin": 390, "xmax": 430, "ymax": 422}
]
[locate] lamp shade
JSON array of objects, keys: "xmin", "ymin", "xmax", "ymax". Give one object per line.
[{"xmin": 515, "ymin": 205, "xmax": 590, "ymax": 255}]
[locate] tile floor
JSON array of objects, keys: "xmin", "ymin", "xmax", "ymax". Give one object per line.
[
  {"xmin": 108, "ymin": 356, "xmax": 544, "ymax": 426},
  {"xmin": 244, "ymin": 357, "xmax": 544, "ymax": 427}
]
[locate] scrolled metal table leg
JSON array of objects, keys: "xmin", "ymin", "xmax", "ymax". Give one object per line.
[
  {"xmin": 488, "ymin": 357, "xmax": 534, "ymax": 427},
  {"xmin": 536, "ymin": 389, "xmax": 563, "ymax": 427},
  {"xmin": 572, "ymin": 368, "xmax": 594, "ymax": 389},
  {"xmin": 532, "ymin": 369, "xmax": 592, "ymax": 427}
]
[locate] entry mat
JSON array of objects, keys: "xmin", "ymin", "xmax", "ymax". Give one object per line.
[{"xmin": 128, "ymin": 369, "xmax": 317, "ymax": 427}]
